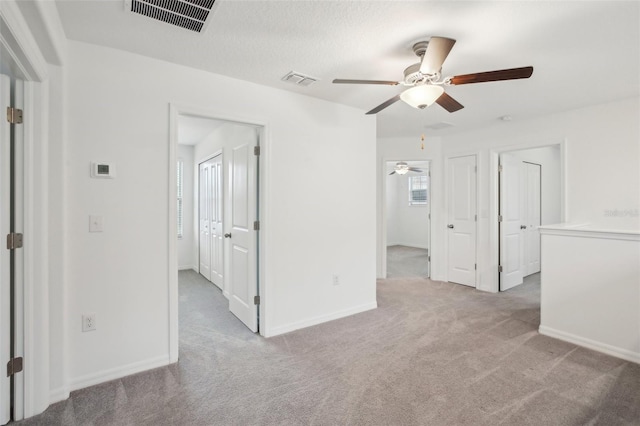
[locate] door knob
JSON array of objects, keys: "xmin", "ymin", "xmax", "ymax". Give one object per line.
[
  {"xmin": 520, "ymin": 225, "xmax": 527, "ymax": 229},
  {"xmin": 447, "ymin": 224, "xmax": 454, "ymax": 229},
  {"xmin": 224, "ymin": 233, "xmax": 232, "ymax": 238}
]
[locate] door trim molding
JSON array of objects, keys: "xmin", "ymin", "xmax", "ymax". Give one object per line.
[
  {"xmin": 168, "ymin": 103, "xmax": 268, "ymax": 362},
  {"xmin": 488, "ymin": 139, "xmax": 567, "ymax": 293}
]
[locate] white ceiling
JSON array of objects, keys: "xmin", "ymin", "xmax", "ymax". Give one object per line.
[{"xmin": 55, "ymin": 1, "xmax": 640, "ymax": 137}]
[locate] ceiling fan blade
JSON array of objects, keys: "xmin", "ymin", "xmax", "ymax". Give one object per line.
[
  {"xmin": 389, "ymin": 171, "xmax": 397, "ymax": 175},
  {"xmin": 366, "ymin": 94, "xmax": 402, "ymax": 115},
  {"xmin": 436, "ymin": 92, "xmax": 464, "ymax": 113},
  {"xmin": 333, "ymin": 79, "xmax": 399, "ymax": 86},
  {"xmin": 420, "ymin": 36, "xmax": 456, "ymax": 75},
  {"xmin": 408, "ymin": 168, "xmax": 423, "ymax": 173},
  {"xmin": 449, "ymin": 66, "xmax": 534, "ymax": 85}
]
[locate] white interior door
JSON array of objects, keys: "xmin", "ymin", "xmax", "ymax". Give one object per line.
[
  {"xmin": 499, "ymin": 153, "xmax": 524, "ymax": 291},
  {"xmin": 524, "ymin": 162, "xmax": 541, "ymax": 276},
  {"xmin": 198, "ymin": 160, "xmax": 212, "ymax": 281},
  {"xmin": 227, "ymin": 139, "xmax": 258, "ymax": 332},
  {"xmin": 209, "ymin": 156, "xmax": 224, "ymax": 288},
  {"xmin": 0, "ymin": 74, "xmax": 11, "ymax": 425},
  {"xmin": 447, "ymin": 155, "xmax": 476, "ymax": 287}
]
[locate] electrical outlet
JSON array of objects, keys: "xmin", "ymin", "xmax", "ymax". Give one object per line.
[
  {"xmin": 332, "ymin": 275, "xmax": 340, "ymax": 286},
  {"xmin": 82, "ymin": 313, "xmax": 96, "ymax": 332}
]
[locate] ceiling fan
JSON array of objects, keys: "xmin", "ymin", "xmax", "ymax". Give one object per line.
[
  {"xmin": 389, "ymin": 162, "xmax": 423, "ymax": 175},
  {"xmin": 333, "ymin": 36, "xmax": 533, "ymax": 115}
]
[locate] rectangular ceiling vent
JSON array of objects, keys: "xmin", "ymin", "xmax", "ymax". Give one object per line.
[
  {"xmin": 281, "ymin": 71, "xmax": 318, "ymax": 87},
  {"xmin": 424, "ymin": 122, "xmax": 454, "ymax": 130},
  {"xmin": 129, "ymin": 0, "xmax": 215, "ymax": 33}
]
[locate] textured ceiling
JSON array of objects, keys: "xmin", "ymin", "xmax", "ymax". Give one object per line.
[{"xmin": 55, "ymin": 0, "xmax": 640, "ymax": 137}]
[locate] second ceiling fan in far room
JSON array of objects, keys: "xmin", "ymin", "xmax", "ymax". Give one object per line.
[{"xmin": 333, "ymin": 36, "xmax": 534, "ymax": 115}]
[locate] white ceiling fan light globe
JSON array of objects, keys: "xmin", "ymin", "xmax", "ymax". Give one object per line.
[
  {"xmin": 400, "ymin": 85, "xmax": 445, "ymax": 109},
  {"xmin": 396, "ymin": 169, "xmax": 409, "ymax": 175}
]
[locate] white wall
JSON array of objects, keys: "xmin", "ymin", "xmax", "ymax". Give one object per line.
[
  {"xmin": 512, "ymin": 146, "xmax": 561, "ymax": 226},
  {"xmin": 63, "ymin": 40, "xmax": 376, "ymax": 390},
  {"xmin": 440, "ymin": 97, "xmax": 640, "ymax": 291},
  {"xmin": 385, "ymin": 163, "xmax": 429, "ymax": 249},
  {"xmin": 377, "ymin": 137, "xmax": 443, "ymax": 279},
  {"xmin": 177, "ymin": 144, "xmax": 195, "ymax": 270}
]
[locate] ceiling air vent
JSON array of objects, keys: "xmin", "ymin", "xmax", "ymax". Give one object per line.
[
  {"xmin": 281, "ymin": 71, "xmax": 318, "ymax": 87},
  {"xmin": 424, "ymin": 122, "xmax": 454, "ymax": 130},
  {"xmin": 129, "ymin": 0, "xmax": 216, "ymax": 33}
]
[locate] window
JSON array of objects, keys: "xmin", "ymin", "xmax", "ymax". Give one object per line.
[
  {"xmin": 177, "ymin": 160, "xmax": 184, "ymax": 238},
  {"xmin": 409, "ymin": 175, "xmax": 428, "ymax": 205}
]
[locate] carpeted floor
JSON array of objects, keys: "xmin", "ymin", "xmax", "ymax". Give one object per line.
[
  {"xmin": 18, "ymin": 270, "xmax": 640, "ymax": 425},
  {"xmin": 387, "ymin": 245, "xmax": 429, "ymax": 278}
]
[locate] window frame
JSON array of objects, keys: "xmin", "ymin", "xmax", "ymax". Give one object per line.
[{"xmin": 408, "ymin": 174, "xmax": 428, "ymax": 206}]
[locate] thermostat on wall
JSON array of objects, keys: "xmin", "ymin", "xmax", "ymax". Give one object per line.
[{"xmin": 91, "ymin": 162, "xmax": 116, "ymax": 179}]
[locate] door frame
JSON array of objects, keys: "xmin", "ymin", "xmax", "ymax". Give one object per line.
[
  {"xmin": 444, "ymin": 153, "xmax": 478, "ymax": 287},
  {"xmin": 168, "ymin": 103, "xmax": 268, "ymax": 362},
  {"xmin": 489, "ymin": 139, "xmax": 567, "ymax": 293},
  {"xmin": 0, "ymin": 1, "xmax": 53, "ymax": 419},
  {"xmin": 380, "ymin": 157, "xmax": 432, "ymax": 279}
]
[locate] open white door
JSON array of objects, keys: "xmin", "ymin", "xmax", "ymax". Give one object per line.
[
  {"xmin": 227, "ymin": 138, "xmax": 258, "ymax": 332},
  {"xmin": 499, "ymin": 153, "xmax": 524, "ymax": 290},
  {"xmin": 447, "ymin": 155, "xmax": 477, "ymax": 287},
  {"xmin": 0, "ymin": 74, "xmax": 12, "ymax": 425},
  {"xmin": 199, "ymin": 161, "xmax": 212, "ymax": 280},
  {"xmin": 524, "ymin": 162, "xmax": 541, "ymax": 276}
]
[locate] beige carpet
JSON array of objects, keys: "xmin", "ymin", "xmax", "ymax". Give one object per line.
[{"xmin": 18, "ymin": 271, "xmax": 640, "ymax": 425}]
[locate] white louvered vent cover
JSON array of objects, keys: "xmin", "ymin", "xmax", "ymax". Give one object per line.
[{"xmin": 128, "ymin": 0, "xmax": 216, "ymax": 32}]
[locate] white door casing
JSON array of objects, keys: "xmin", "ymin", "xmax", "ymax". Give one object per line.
[
  {"xmin": 0, "ymin": 73, "xmax": 11, "ymax": 425},
  {"xmin": 524, "ymin": 162, "xmax": 541, "ymax": 276},
  {"xmin": 447, "ymin": 155, "xmax": 477, "ymax": 287},
  {"xmin": 210, "ymin": 156, "xmax": 223, "ymax": 288},
  {"xmin": 228, "ymin": 140, "xmax": 258, "ymax": 332},
  {"xmin": 499, "ymin": 153, "xmax": 524, "ymax": 291},
  {"xmin": 198, "ymin": 161, "xmax": 212, "ymax": 280}
]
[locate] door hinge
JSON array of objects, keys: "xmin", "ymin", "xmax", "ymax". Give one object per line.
[
  {"xmin": 428, "ymin": 213, "xmax": 431, "ymax": 220},
  {"xmin": 428, "ymin": 255, "xmax": 431, "ymax": 262},
  {"xmin": 498, "ymin": 265, "xmax": 503, "ymax": 273},
  {"xmin": 498, "ymin": 215, "xmax": 503, "ymax": 222},
  {"xmin": 475, "ymin": 214, "xmax": 477, "ymax": 222},
  {"xmin": 7, "ymin": 357, "xmax": 23, "ymax": 377},
  {"xmin": 254, "ymin": 146, "xmax": 261, "ymax": 156},
  {"xmin": 474, "ymin": 166, "xmax": 477, "ymax": 172},
  {"xmin": 254, "ymin": 295, "xmax": 260, "ymax": 305},
  {"xmin": 6, "ymin": 107, "xmax": 23, "ymax": 124},
  {"xmin": 498, "ymin": 165, "xmax": 503, "ymax": 173},
  {"xmin": 428, "ymin": 171, "xmax": 431, "ymax": 177},
  {"xmin": 6, "ymin": 232, "xmax": 23, "ymax": 250},
  {"xmin": 253, "ymin": 220, "xmax": 260, "ymax": 231},
  {"xmin": 475, "ymin": 263, "xmax": 477, "ymax": 270}
]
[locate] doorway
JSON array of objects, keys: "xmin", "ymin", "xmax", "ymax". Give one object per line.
[
  {"xmin": 498, "ymin": 146, "xmax": 561, "ymax": 291},
  {"xmin": 384, "ymin": 160, "xmax": 431, "ymax": 278},
  {"xmin": 170, "ymin": 108, "xmax": 264, "ymax": 361}
]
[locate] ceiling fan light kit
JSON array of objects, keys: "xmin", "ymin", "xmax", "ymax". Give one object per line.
[
  {"xmin": 333, "ymin": 36, "xmax": 533, "ymax": 115},
  {"xmin": 400, "ymin": 85, "xmax": 444, "ymax": 109}
]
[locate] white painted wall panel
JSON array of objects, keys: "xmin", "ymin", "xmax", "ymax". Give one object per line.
[{"xmin": 64, "ymin": 41, "xmax": 376, "ymax": 385}]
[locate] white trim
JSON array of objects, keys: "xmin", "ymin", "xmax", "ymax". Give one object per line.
[
  {"xmin": 178, "ymin": 265, "xmax": 198, "ymax": 272},
  {"xmin": 488, "ymin": 139, "xmax": 567, "ymax": 293},
  {"xmin": 539, "ymin": 224, "xmax": 640, "ymax": 241},
  {"xmin": 539, "ymin": 326, "xmax": 640, "ymax": 365},
  {"xmin": 48, "ymin": 387, "xmax": 69, "ymax": 405},
  {"xmin": 264, "ymin": 301, "xmax": 378, "ymax": 338},
  {"xmin": 169, "ymin": 103, "xmax": 269, "ymax": 362},
  {"xmin": 69, "ymin": 356, "xmax": 171, "ymax": 392}
]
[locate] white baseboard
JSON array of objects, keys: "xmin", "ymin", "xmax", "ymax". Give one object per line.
[
  {"xmin": 68, "ymin": 355, "xmax": 172, "ymax": 392},
  {"xmin": 264, "ymin": 301, "xmax": 377, "ymax": 337},
  {"xmin": 178, "ymin": 264, "xmax": 197, "ymax": 271},
  {"xmin": 49, "ymin": 386, "xmax": 70, "ymax": 404},
  {"xmin": 539, "ymin": 325, "xmax": 640, "ymax": 364}
]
